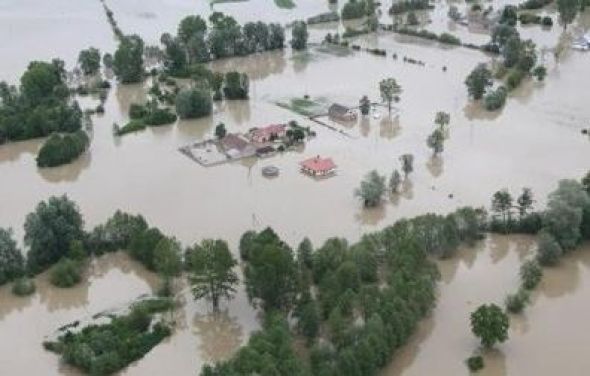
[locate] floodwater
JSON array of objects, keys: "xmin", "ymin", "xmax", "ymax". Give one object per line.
[
  {"xmin": 1, "ymin": 0, "xmax": 590, "ymax": 375},
  {"xmin": 384, "ymin": 235, "xmax": 590, "ymax": 376}
]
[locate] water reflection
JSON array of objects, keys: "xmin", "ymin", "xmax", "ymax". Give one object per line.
[
  {"xmin": 379, "ymin": 115, "xmax": 401, "ymax": 140},
  {"xmin": 193, "ymin": 310, "xmax": 244, "ymax": 362},
  {"xmin": 37, "ymin": 153, "xmax": 92, "ymax": 183},
  {"xmin": 425, "ymin": 155, "xmax": 444, "ymax": 178}
]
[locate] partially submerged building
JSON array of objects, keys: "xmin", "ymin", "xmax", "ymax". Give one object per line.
[
  {"xmin": 300, "ymin": 156, "xmax": 337, "ymax": 177},
  {"xmin": 220, "ymin": 133, "xmax": 256, "ymax": 159},
  {"xmin": 328, "ymin": 104, "xmax": 357, "ymax": 122},
  {"xmin": 249, "ymin": 124, "xmax": 287, "ymax": 143}
]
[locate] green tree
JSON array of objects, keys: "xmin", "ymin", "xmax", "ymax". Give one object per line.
[
  {"xmin": 399, "ymin": 154, "xmax": 414, "ymax": 177},
  {"xmin": 0, "ymin": 228, "xmax": 24, "ymax": 285},
  {"xmin": 187, "ymin": 239, "xmax": 239, "ymax": 311},
  {"xmin": 175, "ymin": 87, "xmax": 212, "ymax": 119},
  {"xmin": 153, "ymin": 237, "xmax": 183, "ymax": 295},
  {"xmin": 20, "ymin": 60, "xmax": 68, "ymax": 105},
  {"xmin": 503, "ymin": 36, "xmax": 521, "ymax": 68},
  {"xmin": 223, "ymin": 72, "xmax": 249, "ymax": 99},
  {"xmin": 113, "ymin": 35, "xmax": 144, "ymax": 83},
  {"xmin": 50, "ymin": 257, "xmax": 82, "ymax": 288},
  {"xmin": 532, "ymin": 66, "xmax": 547, "ymax": 81},
  {"xmin": 379, "ymin": 78, "xmax": 402, "ymax": 114},
  {"xmin": 427, "ymin": 128, "xmax": 445, "ymax": 155},
  {"xmin": 520, "ymin": 259, "xmax": 543, "ymax": 289},
  {"xmin": 160, "ymin": 34, "xmax": 188, "ymax": 77},
  {"xmin": 389, "ymin": 169, "xmax": 402, "ymax": 193},
  {"xmin": 557, "ymin": 0, "xmax": 579, "ymax": 29},
  {"xmin": 36, "ymin": 130, "xmax": 90, "ymax": 168},
  {"xmin": 355, "ymin": 170, "xmax": 386, "ymax": 207},
  {"xmin": 297, "ymin": 237, "xmax": 314, "ymax": 269},
  {"xmin": 516, "ymin": 188, "xmax": 534, "ymax": 218},
  {"xmin": 491, "ymin": 190, "xmax": 513, "ymax": 228},
  {"xmin": 78, "ymin": 47, "xmax": 101, "ymax": 75},
  {"xmin": 434, "ymin": 111, "xmax": 450, "ymax": 128},
  {"xmin": 291, "ymin": 21, "xmax": 309, "ymax": 50},
  {"xmin": 465, "ymin": 64, "xmax": 492, "ymax": 100},
  {"xmin": 269, "ymin": 23, "xmax": 286, "ymax": 49},
  {"xmin": 25, "ymin": 196, "xmax": 85, "ymax": 274},
  {"xmin": 470, "ymin": 304, "xmax": 509, "ymax": 348},
  {"xmin": 215, "ymin": 123, "xmax": 227, "ymax": 139},
  {"xmin": 243, "ymin": 228, "xmax": 298, "ymax": 311},
  {"xmin": 581, "ymin": 171, "xmax": 590, "ymax": 194},
  {"xmin": 178, "ymin": 15, "xmax": 207, "ymax": 45}
]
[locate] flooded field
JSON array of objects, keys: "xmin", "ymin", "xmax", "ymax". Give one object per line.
[{"xmin": 1, "ymin": 0, "xmax": 590, "ymax": 375}]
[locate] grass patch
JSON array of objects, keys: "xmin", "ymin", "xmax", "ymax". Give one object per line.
[
  {"xmin": 274, "ymin": 0, "xmax": 296, "ymax": 9},
  {"xmin": 276, "ymin": 96, "xmax": 328, "ymax": 117}
]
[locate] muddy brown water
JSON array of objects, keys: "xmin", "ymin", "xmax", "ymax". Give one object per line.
[{"xmin": 1, "ymin": 1, "xmax": 590, "ymax": 375}]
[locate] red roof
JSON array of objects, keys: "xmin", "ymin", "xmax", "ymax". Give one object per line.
[
  {"xmin": 300, "ymin": 156, "xmax": 336, "ymax": 172},
  {"xmin": 251, "ymin": 124, "xmax": 286, "ymax": 139}
]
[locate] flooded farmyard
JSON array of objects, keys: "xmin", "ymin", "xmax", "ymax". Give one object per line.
[{"xmin": 1, "ymin": 0, "xmax": 589, "ymax": 375}]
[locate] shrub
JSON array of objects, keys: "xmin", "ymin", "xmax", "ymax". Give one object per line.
[
  {"xmin": 541, "ymin": 16, "xmax": 553, "ymax": 26},
  {"xmin": 519, "ymin": 13, "xmax": 542, "ymax": 25},
  {"xmin": 506, "ymin": 69, "xmax": 525, "ymax": 90},
  {"xmin": 536, "ymin": 231, "xmax": 562, "ymax": 266},
  {"xmin": 532, "ymin": 65, "xmax": 547, "ymax": 81},
  {"xmin": 12, "ymin": 277, "xmax": 36, "ymax": 296},
  {"xmin": 520, "ymin": 259, "xmax": 542, "ymax": 289},
  {"xmin": 505, "ymin": 288, "xmax": 530, "ymax": 313},
  {"xmin": 50, "ymin": 258, "xmax": 82, "ymax": 288},
  {"xmin": 466, "ymin": 355, "xmax": 484, "ymax": 372},
  {"xmin": 175, "ymin": 88, "xmax": 212, "ymax": 119},
  {"xmin": 342, "ymin": 0, "xmax": 367, "ymax": 20},
  {"xmin": 115, "ymin": 120, "xmax": 146, "ymax": 136},
  {"xmin": 439, "ymin": 32, "xmax": 461, "ymax": 45},
  {"xmin": 390, "ymin": 0, "xmax": 432, "ymax": 14},
  {"xmin": 144, "ymin": 108, "xmax": 177, "ymax": 126},
  {"xmin": 36, "ymin": 131, "xmax": 90, "ymax": 168},
  {"xmin": 484, "ymin": 86, "xmax": 507, "ymax": 111},
  {"xmin": 129, "ymin": 103, "xmax": 147, "ymax": 119}
]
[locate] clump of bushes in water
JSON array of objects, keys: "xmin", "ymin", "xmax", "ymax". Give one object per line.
[
  {"xmin": 175, "ymin": 87, "xmax": 212, "ymax": 119},
  {"xmin": 0, "ymin": 60, "xmax": 83, "ymax": 144},
  {"xmin": 307, "ymin": 11, "xmax": 340, "ymax": 24},
  {"xmin": 36, "ymin": 130, "xmax": 90, "ymax": 168},
  {"xmin": 393, "ymin": 26, "xmax": 462, "ymax": 46},
  {"xmin": 389, "ymin": 0, "xmax": 433, "ymax": 15},
  {"xmin": 342, "ymin": 0, "xmax": 371, "ymax": 19},
  {"xmin": 122, "ymin": 100, "xmax": 177, "ymax": 135},
  {"xmin": 505, "ymin": 288, "xmax": 530, "ymax": 313},
  {"xmin": 12, "ymin": 277, "xmax": 36, "ymax": 296},
  {"xmin": 484, "ymin": 86, "xmax": 507, "ymax": 111},
  {"xmin": 466, "ymin": 355, "xmax": 484, "ymax": 372},
  {"xmin": 50, "ymin": 257, "xmax": 83, "ymax": 288},
  {"xmin": 519, "ymin": 13, "xmax": 552, "ymax": 26},
  {"xmin": 44, "ymin": 299, "xmax": 172, "ymax": 375},
  {"xmin": 518, "ymin": 0, "xmax": 552, "ymax": 10}
]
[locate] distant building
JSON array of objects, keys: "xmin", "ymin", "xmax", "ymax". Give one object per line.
[
  {"xmin": 220, "ymin": 133, "xmax": 256, "ymax": 159},
  {"xmin": 328, "ymin": 104, "xmax": 357, "ymax": 122},
  {"xmin": 300, "ymin": 156, "xmax": 337, "ymax": 177},
  {"xmin": 249, "ymin": 124, "xmax": 287, "ymax": 143}
]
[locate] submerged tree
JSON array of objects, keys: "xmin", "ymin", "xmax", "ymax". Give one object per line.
[
  {"xmin": 379, "ymin": 78, "xmax": 402, "ymax": 115},
  {"xmin": 0, "ymin": 228, "xmax": 24, "ymax": 286},
  {"xmin": 536, "ymin": 230, "xmax": 563, "ymax": 266},
  {"xmin": 113, "ymin": 35, "xmax": 144, "ymax": 83},
  {"xmin": 187, "ymin": 239, "xmax": 239, "ymax": 312},
  {"xmin": 399, "ymin": 154, "xmax": 414, "ymax": 177},
  {"xmin": 434, "ymin": 111, "xmax": 451, "ymax": 129},
  {"xmin": 153, "ymin": 237, "xmax": 183, "ymax": 295},
  {"xmin": 491, "ymin": 190, "xmax": 513, "ymax": 228},
  {"xmin": 359, "ymin": 95, "xmax": 371, "ymax": 116},
  {"xmin": 389, "ymin": 169, "xmax": 402, "ymax": 193},
  {"xmin": 470, "ymin": 304, "xmax": 509, "ymax": 348},
  {"xmin": 557, "ymin": 0, "xmax": 579, "ymax": 29},
  {"xmin": 355, "ymin": 170, "xmax": 386, "ymax": 207},
  {"xmin": 215, "ymin": 123, "xmax": 227, "ymax": 139},
  {"xmin": 78, "ymin": 47, "xmax": 101, "ymax": 76},
  {"xmin": 465, "ymin": 64, "xmax": 492, "ymax": 100},
  {"xmin": 516, "ymin": 188, "xmax": 534, "ymax": 218},
  {"xmin": 427, "ymin": 128, "xmax": 445, "ymax": 155},
  {"xmin": 291, "ymin": 21, "xmax": 309, "ymax": 50}
]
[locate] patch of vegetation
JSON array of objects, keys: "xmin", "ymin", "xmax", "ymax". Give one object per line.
[
  {"xmin": 274, "ymin": 0, "xmax": 296, "ymax": 9},
  {"xmin": 44, "ymin": 299, "xmax": 172, "ymax": 375},
  {"xmin": 518, "ymin": 0, "xmax": 553, "ymax": 9},
  {"xmin": 307, "ymin": 12, "xmax": 340, "ymax": 24},
  {"xmin": 11, "ymin": 277, "xmax": 36, "ymax": 296},
  {"xmin": 505, "ymin": 288, "xmax": 530, "ymax": 313},
  {"xmin": 114, "ymin": 120, "xmax": 146, "ymax": 136},
  {"xmin": 389, "ymin": 0, "xmax": 433, "ymax": 14},
  {"xmin": 466, "ymin": 355, "xmax": 485, "ymax": 372},
  {"xmin": 36, "ymin": 130, "xmax": 90, "ymax": 168},
  {"xmin": 50, "ymin": 258, "xmax": 83, "ymax": 288}
]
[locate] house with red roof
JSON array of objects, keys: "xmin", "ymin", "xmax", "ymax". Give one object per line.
[
  {"xmin": 300, "ymin": 156, "xmax": 337, "ymax": 177},
  {"xmin": 249, "ymin": 124, "xmax": 287, "ymax": 143}
]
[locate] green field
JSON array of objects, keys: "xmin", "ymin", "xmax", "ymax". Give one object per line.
[{"xmin": 274, "ymin": 0, "xmax": 296, "ymax": 9}]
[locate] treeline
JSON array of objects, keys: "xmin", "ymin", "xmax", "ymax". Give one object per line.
[
  {"xmin": 200, "ymin": 206, "xmax": 487, "ymax": 375},
  {"xmin": 0, "ymin": 60, "xmax": 82, "ymax": 143},
  {"xmin": 389, "ymin": 0, "xmax": 433, "ymax": 15},
  {"xmin": 159, "ymin": 13, "xmax": 286, "ymax": 78}
]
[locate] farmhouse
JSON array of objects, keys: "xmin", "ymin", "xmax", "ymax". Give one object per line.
[
  {"xmin": 220, "ymin": 133, "xmax": 256, "ymax": 159},
  {"xmin": 300, "ymin": 156, "xmax": 337, "ymax": 177},
  {"xmin": 249, "ymin": 124, "xmax": 287, "ymax": 143}
]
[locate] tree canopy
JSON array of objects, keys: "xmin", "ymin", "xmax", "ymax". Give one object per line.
[{"xmin": 470, "ymin": 304, "xmax": 509, "ymax": 348}]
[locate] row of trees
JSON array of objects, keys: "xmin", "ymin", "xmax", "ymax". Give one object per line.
[{"xmin": 355, "ymin": 154, "xmax": 414, "ymax": 207}]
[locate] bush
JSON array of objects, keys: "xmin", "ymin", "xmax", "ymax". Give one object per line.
[
  {"xmin": 50, "ymin": 258, "xmax": 82, "ymax": 288},
  {"xmin": 484, "ymin": 86, "xmax": 507, "ymax": 111},
  {"xmin": 129, "ymin": 103, "xmax": 147, "ymax": 119},
  {"xmin": 36, "ymin": 131, "xmax": 90, "ymax": 168},
  {"xmin": 536, "ymin": 231, "xmax": 562, "ymax": 266},
  {"xmin": 115, "ymin": 120, "xmax": 146, "ymax": 136},
  {"xmin": 519, "ymin": 13, "xmax": 542, "ymax": 25},
  {"xmin": 520, "ymin": 259, "xmax": 542, "ymax": 289},
  {"xmin": 506, "ymin": 69, "xmax": 525, "ymax": 90},
  {"xmin": 466, "ymin": 355, "xmax": 484, "ymax": 372},
  {"xmin": 390, "ymin": 0, "xmax": 432, "ymax": 14},
  {"xmin": 175, "ymin": 88, "xmax": 212, "ymax": 119},
  {"xmin": 439, "ymin": 32, "xmax": 461, "ymax": 45},
  {"xmin": 12, "ymin": 277, "xmax": 36, "ymax": 296},
  {"xmin": 541, "ymin": 16, "xmax": 553, "ymax": 26},
  {"xmin": 532, "ymin": 65, "xmax": 547, "ymax": 81},
  {"xmin": 144, "ymin": 108, "xmax": 177, "ymax": 126},
  {"xmin": 505, "ymin": 288, "xmax": 530, "ymax": 313},
  {"xmin": 519, "ymin": 0, "xmax": 552, "ymax": 9}
]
